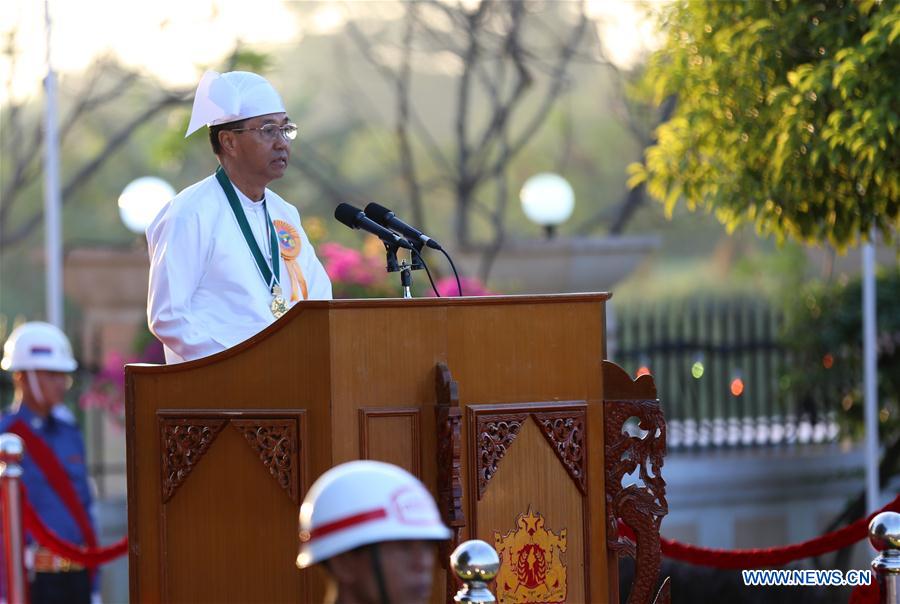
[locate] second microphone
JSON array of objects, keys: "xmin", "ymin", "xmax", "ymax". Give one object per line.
[
  {"xmin": 364, "ymin": 203, "xmax": 443, "ymax": 251},
  {"xmin": 333, "ymin": 203, "xmax": 414, "ymax": 250}
]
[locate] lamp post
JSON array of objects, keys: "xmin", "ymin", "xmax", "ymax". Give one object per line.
[
  {"xmin": 519, "ymin": 173, "xmax": 575, "ymax": 239},
  {"xmin": 118, "ymin": 177, "xmax": 175, "ymax": 234},
  {"xmin": 44, "ymin": 0, "xmax": 63, "ymax": 329}
]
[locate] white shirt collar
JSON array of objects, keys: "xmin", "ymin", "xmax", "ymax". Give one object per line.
[{"xmin": 233, "ymin": 183, "xmax": 266, "ymax": 210}]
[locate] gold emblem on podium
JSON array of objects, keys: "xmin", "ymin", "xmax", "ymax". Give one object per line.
[{"xmin": 493, "ymin": 506, "xmax": 567, "ymax": 603}]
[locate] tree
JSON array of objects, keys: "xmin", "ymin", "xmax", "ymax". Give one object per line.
[
  {"xmin": 629, "ymin": 1, "xmax": 899, "ymax": 570},
  {"xmin": 0, "ymin": 27, "xmax": 268, "ymax": 253},
  {"xmin": 780, "ymin": 267, "xmax": 900, "ymax": 569},
  {"xmin": 342, "ymin": 0, "xmax": 592, "ymax": 277},
  {"xmin": 782, "ymin": 269, "xmax": 900, "ymax": 441},
  {"xmin": 0, "ymin": 52, "xmax": 192, "ymax": 251},
  {"xmin": 629, "ymin": 0, "xmax": 900, "ymax": 249}
]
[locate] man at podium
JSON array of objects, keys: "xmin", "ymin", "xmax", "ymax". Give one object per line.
[{"xmin": 146, "ymin": 70, "xmax": 332, "ymax": 363}]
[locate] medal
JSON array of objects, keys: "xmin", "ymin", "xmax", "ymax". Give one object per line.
[
  {"xmin": 271, "ymin": 285, "xmax": 288, "ymax": 318},
  {"xmin": 216, "ymin": 167, "xmax": 291, "ymax": 319}
]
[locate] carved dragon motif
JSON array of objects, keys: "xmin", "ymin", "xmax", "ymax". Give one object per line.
[
  {"xmin": 604, "ymin": 360, "xmax": 670, "ymax": 604},
  {"xmin": 435, "ymin": 363, "xmax": 466, "ymax": 602}
]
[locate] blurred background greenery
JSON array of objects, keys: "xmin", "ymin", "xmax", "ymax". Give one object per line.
[{"xmin": 4, "ymin": 1, "xmax": 868, "ymax": 321}]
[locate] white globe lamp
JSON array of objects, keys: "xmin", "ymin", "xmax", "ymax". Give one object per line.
[
  {"xmin": 118, "ymin": 176, "xmax": 175, "ymax": 234},
  {"xmin": 519, "ymin": 173, "xmax": 575, "ymax": 239}
]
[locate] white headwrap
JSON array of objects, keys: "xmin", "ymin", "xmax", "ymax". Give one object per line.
[{"xmin": 185, "ymin": 70, "xmax": 286, "ymax": 137}]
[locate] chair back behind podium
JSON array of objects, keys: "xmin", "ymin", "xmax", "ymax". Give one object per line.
[{"xmin": 126, "ymin": 294, "xmax": 666, "ymax": 603}]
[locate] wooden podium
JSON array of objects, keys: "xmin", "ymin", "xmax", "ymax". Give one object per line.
[{"xmin": 126, "ymin": 294, "xmax": 669, "ymax": 603}]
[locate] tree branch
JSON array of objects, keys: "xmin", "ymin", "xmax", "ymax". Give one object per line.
[
  {"xmin": 467, "ymin": 1, "xmax": 532, "ymax": 184},
  {"xmin": 396, "ymin": 3, "xmax": 427, "ymax": 231},
  {"xmin": 0, "ymin": 122, "xmax": 44, "ymax": 227},
  {"xmin": 1, "ymin": 61, "xmax": 169, "ymax": 239},
  {"xmin": 59, "ymin": 63, "xmax": 139, "ymax": 142},
  {"xmin": 477, "ymin": 122, "xmax": 512, "ymax": 282},
  {"xmin": 343, "ymin": 14, "xmax": 454, "ymax": 183},
  {"xmin": 290, "ymin": 146, "xmax": 369, "ymax": 209},
  {"xmin": 453, "ymin": 0, "xmax": 490, "ymax": 246},
  {"xmin": 483, "ymin": 3, "xmax": 587, "ymax": 178},
  {"xmin": 0, "ymin": 92, "xmax": 189, "ymax": 250},
  {"xmin": 574, "ymin": 94, "xmax": 676, "ymax": 235}
]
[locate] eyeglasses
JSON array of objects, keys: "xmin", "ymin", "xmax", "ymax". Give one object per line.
[{"xmin": 230, "ymin": 123, "xmax": 298, "ymax": 142}]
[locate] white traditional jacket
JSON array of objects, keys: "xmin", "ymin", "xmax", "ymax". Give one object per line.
[{"xmin": 146, "ymin": 173, "xmax": 332, "ymax": 363}]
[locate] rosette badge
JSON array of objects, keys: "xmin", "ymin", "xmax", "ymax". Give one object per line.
[{"xmin": 274, "ymin": 220, "xmax": 308, "ymax": 301}]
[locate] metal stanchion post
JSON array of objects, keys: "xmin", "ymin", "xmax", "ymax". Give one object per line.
[
  {"xmin": 0, "ymin": 433, "xmax": 27, "ymax": 604},
  {"xmin": 869, "ymin": 511, "xmax": 900, "ymax": 604},
  {"xmin": 450, "ymin": 540, "xmax": 500, "ymax": 604}
]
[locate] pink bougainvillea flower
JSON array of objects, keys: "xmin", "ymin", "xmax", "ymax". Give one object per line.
[
  {"xmin": 429, "ymin": 276, "xmax": 494, "ymax": 297},
  {"xmin": 320, "ymin": 242, "xmax": 385, "ymax": 286}
]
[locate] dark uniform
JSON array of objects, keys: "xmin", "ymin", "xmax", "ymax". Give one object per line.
[{"xmin": 0, "ymin": 404, "xmax": 93, "ymax": 604}]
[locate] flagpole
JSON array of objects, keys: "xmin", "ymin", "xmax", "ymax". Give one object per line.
[
  {"xmin": 862, "ymin": 231, "xmax": 879, "ymax": 514},
  {"xmin": 43, "ymin": 0, "xmax": 64, "ymax": 329}
]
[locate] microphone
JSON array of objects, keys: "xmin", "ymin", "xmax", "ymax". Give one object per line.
[
  {"xmin": 364, "ymin": 203, "xmax": 443, "ymax": 251},
  {"xmin": 334, "ymin": 203, "xmax": 414, "ymax": 250}
]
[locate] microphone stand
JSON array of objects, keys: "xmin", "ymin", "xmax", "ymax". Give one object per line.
[
  {"xmin": 383, "ymin": 240, "xmax": 425, "ymax": 299},
  {"xmin": 400, "ymin": 262, "xmax": 412, "ymax": 299}
]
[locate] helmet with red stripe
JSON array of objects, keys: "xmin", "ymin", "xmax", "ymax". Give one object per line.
[{"xmin": 296, "ymin": 460, "xmax": 450, "ymax": 568}]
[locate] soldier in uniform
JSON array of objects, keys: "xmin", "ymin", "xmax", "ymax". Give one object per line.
[
  {"xmin": 0, "ymin": 322, "xmax": 94, "ymax": 604},
  {"xmin": 296, "ymin": 460, "xmax": 451, "ymax": 604}
]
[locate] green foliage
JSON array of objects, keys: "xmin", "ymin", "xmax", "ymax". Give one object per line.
[
  {"xmin": 631, "ymin": 0, "xmax": 900, "ymax": 249},
  {"xmin": 781, "ymin": 268, "xmax": 900, "ymax": 439},
  {"xmin": 226, "ymin": 48, "xmax": 271, "ymax": 73}
]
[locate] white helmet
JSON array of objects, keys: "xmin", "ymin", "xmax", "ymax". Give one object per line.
[
  {"xmin": 297, "ymin": 460, "xmax": 451, "ymax": 569},
  {"xmin": 1, "ymin": 322, "xmax": 77, "ymax": 373}
]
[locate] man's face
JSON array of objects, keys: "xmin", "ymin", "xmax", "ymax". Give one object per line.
[
  {"xmin": 14, "ymin": 370, "xmax": 72, "ymax": 416},
  {"xmin": 329, "ymin": 540, "xmax": 438, "ymax": 604},
  {"xmin": 227, "ymin": 112, "xmax": 292, "ymax": 185}
]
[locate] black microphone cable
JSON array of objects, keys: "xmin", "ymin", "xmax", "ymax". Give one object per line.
[
  {"xmin": 411, "ymin": 247, "xmax": 440, "ymax": 297},
  {"xmin": 440, "ymin": 248, "xmax": 463, "ymax": 296}
]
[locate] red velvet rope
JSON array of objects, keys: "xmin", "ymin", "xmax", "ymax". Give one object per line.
[
  {"xmin": 616, "ymin": 494, "xmax": 900, "ymax": 569},
  {"xmin": 663, "ymin": 494, "xmax": 899, "ymax": 568},
  {"xmin": 849, "ymin": 580, "xmax": 880, "ymax": 604},
  {"xmin": 20, "ymin": 484, "xmax": 127, "ymax": 567}
]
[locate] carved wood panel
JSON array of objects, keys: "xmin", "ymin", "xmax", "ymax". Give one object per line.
[
  {"xmin": 158, "ymin": 411, "xmax": 305, "ymax": 505},
  {"xmin": 358, "ymin": 407, "xmax": 422, "ymax": 478},
  {"xmin": 603, "ymin": 360, "xmax": 670, "ymax": 604},
  {"xmin": 473, "ymin": 413, "xmax": 527, "ymax": 501},
  {"xmin": 469, "ymin": 403, "xmax": 588, "ymax": 501},
  {"xmin": 467, "ymin": 403, "xmax": 591, "ymax": 604},
  {"xmin": 231, "ymin": 419, "xmax": 300, "ymax": 505},
  {"xmin": 435, "ymin": 363, "xmax": 465, "ymax": 602},
  {"xmin": 159, "ymin": 419, "xmax": 227, "ymax": 503},
  {"xmin": 534, "ymin": 411, "xmax": 587, "ymax": 495}
]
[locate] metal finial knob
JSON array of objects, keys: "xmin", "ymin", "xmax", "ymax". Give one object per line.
[
  {"xmin": 869, "ymin": 511, "xmax": 900, "ymax": 552},
  {"xmin": 869, "ymin": 509, "xmax": 900, "ymax": 592},
  {"xmin": 450, "ymin": 540, "xmax": 500, "ymax": 603},
  {"xmin": 0, "ymin": 433, "xmax": 25, "ymax": 478},
  {"xmin": 0, "ymin": 433, "xmax": 24, "ymax": 462}
]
